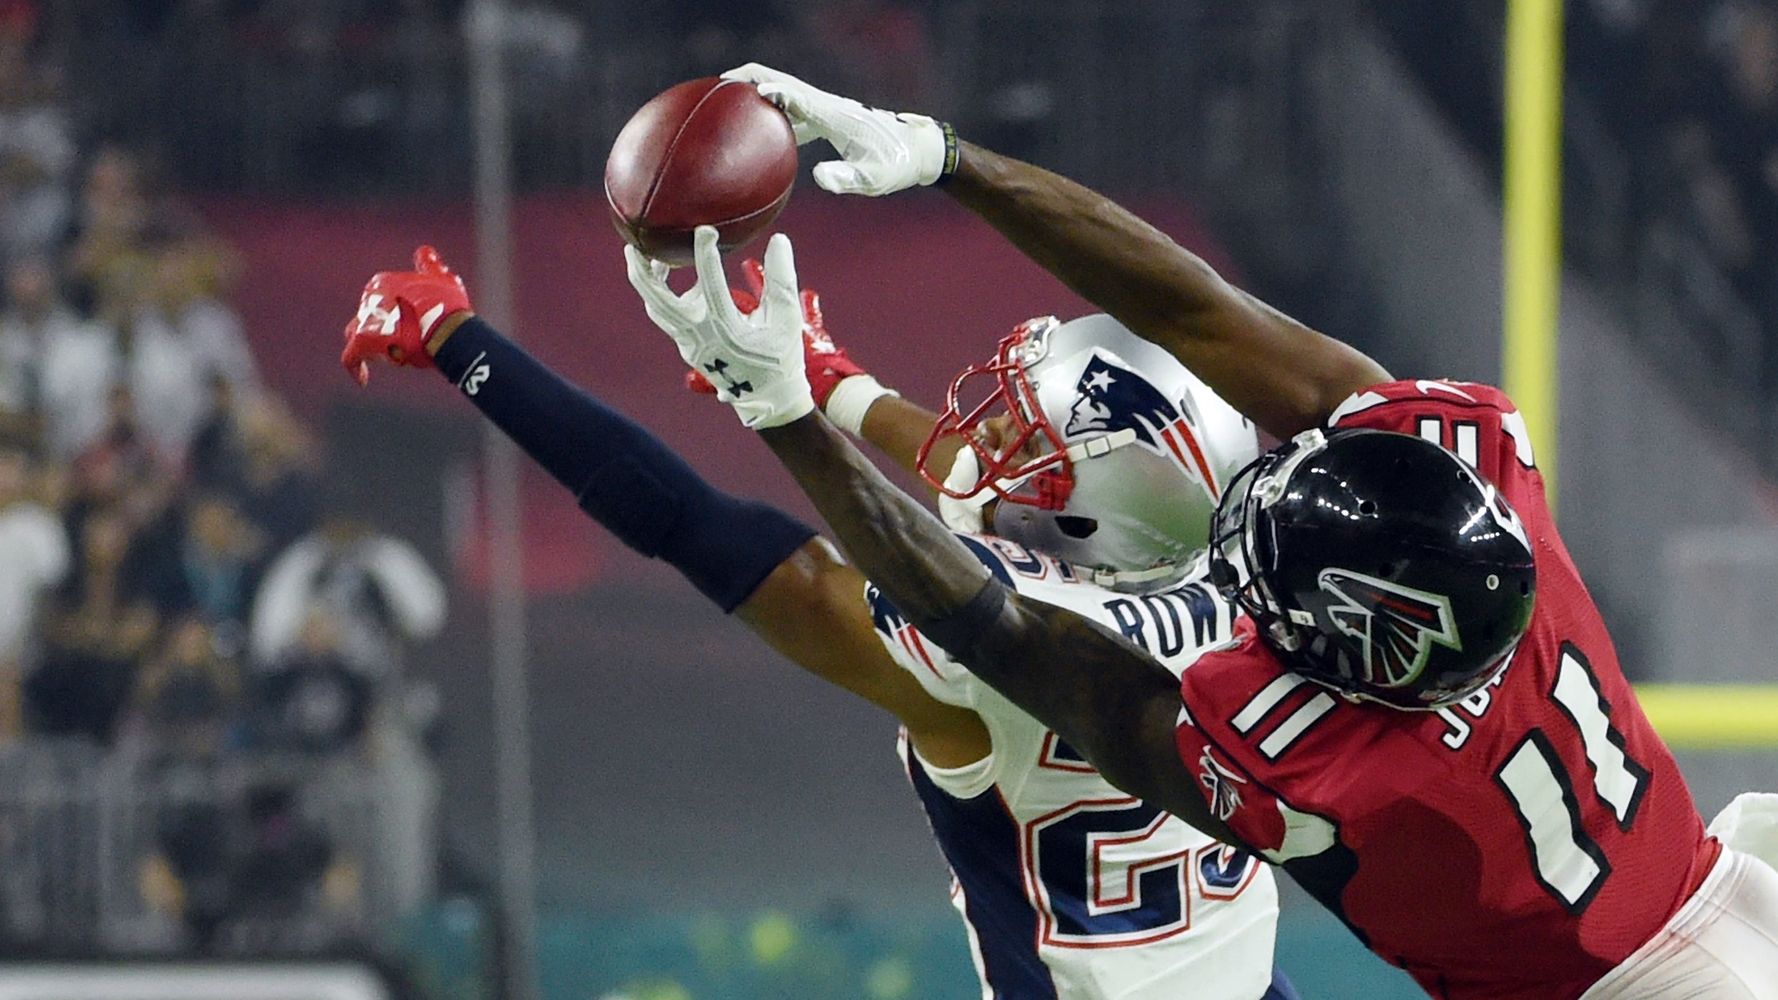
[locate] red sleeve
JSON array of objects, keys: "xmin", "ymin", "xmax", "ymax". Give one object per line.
[
  {"xmin": 1175, "ymin": 702, "xmax": 1290, "ymax": 857},
  {"xmin": 1325, "ymin": 379, "xmax": 1546, "ymax": 518}
]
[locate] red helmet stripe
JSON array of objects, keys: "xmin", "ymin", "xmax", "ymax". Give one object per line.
[{"xmin": 1162, "ymin": 420, "xmax": 1221, "ymax": 497}]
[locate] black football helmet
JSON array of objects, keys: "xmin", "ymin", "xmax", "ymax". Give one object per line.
[{"xmin": 1206, "ymin": 428, "xmax": 1537, "ymax": 710}]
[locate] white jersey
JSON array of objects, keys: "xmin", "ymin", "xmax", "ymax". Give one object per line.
[{"xmin": 868, "ymin": 534, "xmax": 1279, "ymax": 1000}]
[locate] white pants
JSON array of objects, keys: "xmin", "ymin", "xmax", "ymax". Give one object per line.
[{"xmin": 1581, "ymin": 848, "xmax": 1778, "ymax": 999}]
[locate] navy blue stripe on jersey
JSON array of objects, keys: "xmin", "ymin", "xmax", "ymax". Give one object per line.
[
  {"xmin": 956, "ymin": 535, "xmax": 1017, "ymax": 586},
  {"xmin": 904, "ymin": 749, "xmax": 1058, "ymax": 999}
]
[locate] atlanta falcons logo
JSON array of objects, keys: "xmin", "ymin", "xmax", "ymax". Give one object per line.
[
  {"xmin": 1317, "ymin": 569, "xmax": 1463, "ymax": 688},
  {"xmin": 1198, "ymin": 748, "xmax": 1247, "ymax": 821},
  {"xmin": 1064, "ymin": 353, "xmax": 1221, "ymax": 493}
]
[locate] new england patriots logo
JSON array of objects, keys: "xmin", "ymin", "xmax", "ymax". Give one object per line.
[
  {"xmin": 1063, "ymin": 353, "xmax": 1220, "ymax": 493},
  {"xmin": 1317, "ymin": 569, "xmax": 1462, "ymax": 688}
]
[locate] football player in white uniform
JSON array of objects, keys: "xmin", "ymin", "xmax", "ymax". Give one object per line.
[{"xmin": 340, "ymin": 243, "xmax": 1299, "ymax": 999}]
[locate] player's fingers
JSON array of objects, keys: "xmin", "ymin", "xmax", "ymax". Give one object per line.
[
  {"xmin": 413, "ymin": 245, "xmax": 452, "ymax": 276},
  {"xmin": 691, "ymin": 226, "xmax": 744, "ymax": 326},
  {"xmin": 758, "ymin": 233, "xmax": 800, "ymax": 328},
  {"xmin": 752, "ymin": 83, "xmax": 823, "ymax": 144},
  {"xmin": 721, "ymin": 62, "xmax": 782, "ymax": 86},
  {"xmin": 339, "ymin": 332, "xmax": 372, "ymax": 387},
  {"xmin": 624, "ymin": 245, "xmax": 689, "ymax": 324},
  {"xmin": 812, "ymin": 160, "xmax": 868, "ymax": 195},
  {"xmin": 741, "ymin": 258, "xmax": 766, "ymax": 299},
  {"xmin": 801, "ymin": 289, "xmax": 825, "ymax": 333},
  {"xmin": 729, "ymin": 286, "xmax": 759, "ymax": 315}
]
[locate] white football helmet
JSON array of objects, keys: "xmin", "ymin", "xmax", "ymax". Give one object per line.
[{"xmin": 918, "ymin": 314, "xmax": 1258, "ymax": 592}]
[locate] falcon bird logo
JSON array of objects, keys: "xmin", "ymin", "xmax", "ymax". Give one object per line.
[
  {"xmin": 1064, "ymin": 353, "xmax": 1221, "ymax": 494},
  {"xmin": 1198, "ymin": 748, "xmax": 1248, "ymax": 821},
  {"xmin": 1317, "ymin": 569, "xmax": 1462, "ymax": 688}
]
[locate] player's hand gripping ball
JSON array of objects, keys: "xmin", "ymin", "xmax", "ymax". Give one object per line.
[
  {"xmin": 605, "ymin": 76, "xmax": 799, "ymax": 267},
  {"xmin": 723, "ymin": 63, "xmax": 954, "ymax": 197},
  {"xmin": 341, "ymin": 246, "xmax": 473, "ymax": 386}
]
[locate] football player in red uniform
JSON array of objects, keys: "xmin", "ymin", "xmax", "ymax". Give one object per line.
[{"xmin": 647, "ymin": 65, "xmax": 1778, "ymax": 999}]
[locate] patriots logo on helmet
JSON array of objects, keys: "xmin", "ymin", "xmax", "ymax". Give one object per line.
[
  {"xmin": 1063, "ymin": 353, "xmax": 1222, "ymax": 494},
  {"xmin": 1065, "ymin": 354, "xmax": 1182, "ymax": 443},
  {"xmin": 1317, "ymin": 569, "xmax": 1462, "ymax": 688}
]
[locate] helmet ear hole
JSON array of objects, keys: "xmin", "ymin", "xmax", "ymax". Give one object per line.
[
  {"xmin": 1056, "ymin": 516, "xmax": 1099, "ymax": 539},
  {"xmin": 1358, "ymin": 499, "xmax": 1377, "ymax": 516}
]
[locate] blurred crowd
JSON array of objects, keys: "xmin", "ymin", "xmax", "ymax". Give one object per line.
[
  {"xmin": 52, "ymin": 0, "xmax": 940, "ymax": 191},
  {"xmin": 0, "ymin": 6, "xmax": 443, "ymax": 953},
  {"xmin": 1573, "ymin": 0, "xmax": 1778, "ymax": 324}
]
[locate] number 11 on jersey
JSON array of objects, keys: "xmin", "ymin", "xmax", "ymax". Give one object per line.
[{"xmin": 1495, "ymin": 645, "xmax": 1650, "ymax": 912}]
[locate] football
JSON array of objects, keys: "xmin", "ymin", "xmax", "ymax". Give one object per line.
[{"xmin": 604, "ymin": 77, "xmax": 799, "ymax": 266}]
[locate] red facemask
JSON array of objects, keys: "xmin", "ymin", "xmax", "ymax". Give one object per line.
[{"xmin": 916, "ymin": 318, "xmax": 1076, "ymax": 511}]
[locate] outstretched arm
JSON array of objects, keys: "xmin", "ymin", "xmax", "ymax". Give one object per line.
[
  {"xmin": 758, "ymin": 411, "xmax": 1240, "ymax": 847},
  {"xmin": 722, "ymin": 63, "xmax": 1390, "ymax": 439},
  {"xmin": 629, "ymin": 227, "xmax": 1238, "ymax": 842},
  {"xmin": 632, "ymin": 224, "xmax": 1244, "ymax": 832},
  {"xmin": 340, "ymin": 250, "xmax": 989, "ymax": 767},
  {"xmin": 941, "ymin": 144, "xmax": 1388, "ymax": 438}
]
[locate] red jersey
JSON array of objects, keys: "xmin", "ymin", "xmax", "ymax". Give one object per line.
[{"xmin": 1174, "ymin": 380, "xmax": 1719, "ymax": 999}]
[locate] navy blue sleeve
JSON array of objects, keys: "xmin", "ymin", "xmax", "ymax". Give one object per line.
[{"xmin": 433, "ymin": 316, "xmax": 816, "ymax": 612}]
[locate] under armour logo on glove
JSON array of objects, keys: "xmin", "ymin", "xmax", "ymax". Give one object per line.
[
  {"xmin": 355, "ymin": 293, "xmax": 401, "ymax": 337},
  {"xmin": 704, "ymin": 358, "xmax": 753, "ymax": 396},
  {"xmin": 624, "ymin": 226, "xmax": 816, "ymax": 429},
  {"xmin": 341, "ymin": 246, "xmax": 472, "ymax": 386}
]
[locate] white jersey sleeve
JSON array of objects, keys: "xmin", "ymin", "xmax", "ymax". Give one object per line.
[{"xmin": 867, "ymin": 533, "xmax": 1236, "ymax": 708}]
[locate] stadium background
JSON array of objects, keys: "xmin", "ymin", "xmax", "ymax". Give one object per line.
[{"xmin": 0, "ymin": 0, "xmax": 1773, "ymax": 997}]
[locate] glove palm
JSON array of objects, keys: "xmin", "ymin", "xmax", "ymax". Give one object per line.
[{"xmin": 626, "ymin": 226, "xmax": 815, "ymax": 429}]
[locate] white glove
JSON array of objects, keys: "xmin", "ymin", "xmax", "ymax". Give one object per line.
[
  {"xmin": 625, "ymin": 226, "xmax": 815, "ymax": 430},
  {"xmin": 722, "ymin": 63, "xmax": 956, "ymax": 197}
]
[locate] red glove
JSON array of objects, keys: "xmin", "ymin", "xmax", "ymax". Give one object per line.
[
  {"xmin": 684, "ymin": 258, "xmax": 867, "ymax": 407},
  {"xmin": 341, "ymin": 246, "xmax": 473, "ymax": 387}
]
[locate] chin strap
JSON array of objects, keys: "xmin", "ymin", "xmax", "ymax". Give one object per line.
[{"xmin": 1081, "ymin": 560, "xmax": 1189, "ymax": 591}]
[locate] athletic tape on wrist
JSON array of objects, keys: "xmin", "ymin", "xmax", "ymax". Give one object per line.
[
  {"xmin": 935, "ymin": 121, "xmax": 960, "ymax": 184},
  {"xmin": 916, "ymin": 577, "xmax": 1009, "ymax": 660},
  {"xmin": 823, "ymin": 374, "xmax": 899, "ymax": 436}
]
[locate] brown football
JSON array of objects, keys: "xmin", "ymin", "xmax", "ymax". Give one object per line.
[{"xmin": 604, "ymin": 77, "xmax": 798, "ymax": 267}]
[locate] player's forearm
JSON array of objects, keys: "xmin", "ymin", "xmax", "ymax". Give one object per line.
[
  {"xmin": 944, "ymin": 142, "xmax": 1386, "ymax": 436},
  {"xmin": 756, "ymin": 413, "xmax": 1202, "ymax": 813},
  {"xmin": 429, "ymin": 316, "xmax": 814, "ymax": 611},
  {"xmin": 945, "ymin": 142, "xmax": 1235, "ymax": 352},
  {"xmin": 857, "ymin": 394, "xmax": 958, "ymax": 485},
  {"xmin": 760, "ymin": 412, "xmax": 992, "ymax": 623}
]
